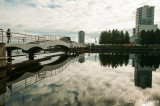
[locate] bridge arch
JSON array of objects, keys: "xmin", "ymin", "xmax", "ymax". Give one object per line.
[
  {"xmin": 28, "ymin": 46, "xmax": 43, "ymax": 52},
  {"xmin": 5, "ymin": 40, "xmax": 71, "ymax": 51}
]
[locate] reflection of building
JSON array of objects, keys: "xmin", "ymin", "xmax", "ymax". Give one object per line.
[
  {"xmin": 134, "ymin": 70, "xmax": 152, "ymax": 89},
  {"xmin": 78, "ymin": 31, "xmax": 85, "ymax": 44},
  {"xmin": 135, "ymin": 5, "xmax": 158, "ymax": 41},
  {"xmin": 133, "ymin": 55, "xmax": 156, "ymax": 89},
  {"xmin": 78, "ymin": 54, "xmax": 85, "ymax": 63},
  {"xmin": 95, "ymin": 54, "xmax": 97, "ymax": 62}
]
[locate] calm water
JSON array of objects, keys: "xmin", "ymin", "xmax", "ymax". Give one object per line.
[{"xmin": 1, "ymin": 53, "xmax": 160, "ymax": 106}]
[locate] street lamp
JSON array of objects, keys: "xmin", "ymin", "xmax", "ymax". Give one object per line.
[{"xmin": 140, "ymin": 37, "xmax": 142, "ymax": 45}]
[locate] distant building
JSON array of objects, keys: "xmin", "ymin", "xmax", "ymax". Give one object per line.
[
  {"xmin": 136, "ymin": 5, "xmax": 154, "ymax": 26},
  {"xmin": 133, "ymin": 28, "xmax": 136, "ymax": 37},
  {"xmin": 78, "ymin": 31, "xmax": 85, "ymax": 43},
  {"xmin": 130, "ymin": 36, "xmax": 135, "ymax": 45},
  {"xmin": 138, "ymin": 25, "xmax": 158, "ymax": 33},
  {"xmin": 135, "ymin": 5, "xmax": 158, "ymax": 42}
]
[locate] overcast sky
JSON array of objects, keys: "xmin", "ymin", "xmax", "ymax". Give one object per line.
[{"xmin": 0, "ymin": 0, "xmax": 160, "ymax": 43}]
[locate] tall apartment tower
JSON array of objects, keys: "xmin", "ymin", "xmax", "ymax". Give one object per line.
[
  {"xmin": 78, "ymin": 31, "xmax": 85, "ymax": 43},
  {"xmin": 136, "ymin": 5, "xmax": 154, "ymax": 26},
  {"xmin": 135, "ymin": 5, "xmax": 158, "ymax": 41}
]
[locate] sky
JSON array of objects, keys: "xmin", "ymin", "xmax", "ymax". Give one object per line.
[{"xmin": 0, "ymin": 0, "xmax": 160, "ymax": 43}]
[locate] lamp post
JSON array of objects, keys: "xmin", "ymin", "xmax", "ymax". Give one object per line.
[{"xmin": 140, "ymin": 37, "xmax": 142, "ymax": 45}]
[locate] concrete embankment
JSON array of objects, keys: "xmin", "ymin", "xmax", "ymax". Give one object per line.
[
  {"xmin": 0, "ymin": 43, "xmax": 8, "ymax": 94},
  {"xmin": 0, "ymin": 43, "xmax": 8, "ymax": 80},
  {"xmin": 0, "ymin": 43, "xmax": 6, "ymax": 68},
  {"xmin": 91, "ymin": 45, "xmax": 160, "ymax": 53}
]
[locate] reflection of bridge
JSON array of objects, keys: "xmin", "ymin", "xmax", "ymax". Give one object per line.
[{"xmin": 0, "ymin": 54, "xmax": 75, "ymax": 106}]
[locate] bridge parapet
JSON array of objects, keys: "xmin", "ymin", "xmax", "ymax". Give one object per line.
[
  {"xmin": 0, "ymin": 29, "xmax": 64, "ymax": 44},
  {"xmin": 0, "ymin": 29, "xmax": 88, "ymax": 50}
]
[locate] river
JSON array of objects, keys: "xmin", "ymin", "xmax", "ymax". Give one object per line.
[{"xmin": 1, "ymin": 52, "xmax": 160, "ymax": 106}]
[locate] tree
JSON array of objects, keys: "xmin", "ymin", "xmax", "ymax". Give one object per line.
[
  {"xmin": 60, "ymin": 37, "xmax": 71, "ymax": 42},
  {"xmin": 111, "ymin": 29, "xmax": 116, "ymax": 44},
  {"xmin": 140, "ymin": 30, "xmax": 145, "ymax": 45},
  {"xmin": 124, "ymin": 31, "xmax": 130, "ymax": 44},
  {"xmin": 99, "ymin": 31, "xmax": 106, "ymax": 44},
  {"xmin": 99, "ymin": 29, "xmax": 130, "ymax": 44},
  {"xmin": 150, "ymin": 30, "xmax": 154, "ymax": 44},
  {"xmin": 120, "ymin": 31, "xmax": 125, "ymax": 44},
  {"xmin": 147, "ymin": 30, "xmax": 152, "ymax": 45},
  {"xmin": 155, "ymin": 29, "xmax": 160, "ymax": 44},
  {"xmin": 139, "ymin": 29, "xmax": 160, "ymax": 45},
  {"xmin": 108, "ymin": 30, "xmax": 112, "ymax": 44}
]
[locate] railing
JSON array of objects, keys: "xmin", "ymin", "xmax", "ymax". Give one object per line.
[
  {"xmin": 0, "ymin": 29, "xmax": 68, "ymax": 44},
  {"xmin": 0, "ymin": 29, "xmax": 3, "ymax": 43},
  {"xmin": 0, "ymin": 28, "xmax": 88, "ymax": 49}
]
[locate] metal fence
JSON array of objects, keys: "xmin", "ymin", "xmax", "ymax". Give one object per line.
[
  {"xmin": 0, "ymin": 29, "xmax": 88, "ymax": 49},
  {"xmin": 0, "ymin": 29, "xmax": 69, "ymax": 44}
]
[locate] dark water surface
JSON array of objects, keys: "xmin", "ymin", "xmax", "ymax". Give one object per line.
[{"xmin": 1, "ymin": 53, "xmax": 160, "ymax": 106}]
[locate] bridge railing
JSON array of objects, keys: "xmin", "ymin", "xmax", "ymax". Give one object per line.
[
  {"xmin": 0, "ymin": 29, "xmax": 88, "ymax": 48},
  {"xmin": 0, "ymin": 29, "xmax": 65, "ymax": 44}
]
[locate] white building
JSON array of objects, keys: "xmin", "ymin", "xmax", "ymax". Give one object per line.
[
  {"xmin": 78, "ymin": 31, "xmax": 85, "ymax": 44},
  {"xmin": 136, "ymin": 5, "xmax": 154, "ymax": 26},
  {"xmin": 135, "ymin": 5, "xmax": 158, "ymax": 41},
  {"xmin": 139, "ymin": 25, "xmax": 158, "ymax": 32},
  {"xmin": 130, "ymin": 36, "xmax": 135, "ymax": 44}
]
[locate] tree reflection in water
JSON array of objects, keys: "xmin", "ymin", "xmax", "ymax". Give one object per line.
[
  {"xmin": 99, "ymin": 53, "xmax": 129, "ymax": 68},
  {"xmin": 99, "ymin": 53, "xmax": 160, "ymax": 89},
  {"xmin": 138, "ymin": 54, "xmax": 160, "ymax": 69}
]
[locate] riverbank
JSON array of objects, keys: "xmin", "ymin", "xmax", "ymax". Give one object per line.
[{"xmin": 91, "ymin": 45, "xmax": 160, "ymax": 52}]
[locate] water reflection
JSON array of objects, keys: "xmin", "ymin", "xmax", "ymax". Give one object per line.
[
  {"xmin": 98, "ymin": 53, "xmax": 160, "ymax": 89},
  {"xmin": 99, "ymin": 53, "xmax": 129, "ymax": 68},
  {"xmin": 78, "ymin": 54, "xmax": 85, "ymax": 63},
  {"xmin": 1, "ymin": 53, "xmax": 160, "ymax": 105},
  {"xmin": 95, "ymin": 54, "xmax": 97, "ymax": 62},
  {"xmin": 133, "ymin": 54, "xmax": 159, "ymax": 89},
  {"xmin": 0, "ymin": 54, "xmax": 74, "ymax": 106}
]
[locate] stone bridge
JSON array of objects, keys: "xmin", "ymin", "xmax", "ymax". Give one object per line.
[{"xmin": 0, "ymin": 29, "xmax": 88, "ymax": 61}]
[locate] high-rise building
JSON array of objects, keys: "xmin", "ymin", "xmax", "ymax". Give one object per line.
[
  {"xmin": 135, "ymin": 5, "xmax": 158, "ymax": 41},
  {"xmin": 78, "ymin": 31, "xmax": 85, "ymax": 43},
  {"xmin": 136, "ymin": 5, "xmax": 154, "ymax": 26},
  {"xmin": 133, "ymin": 28, "xmax": 136, "ymax": 37}
]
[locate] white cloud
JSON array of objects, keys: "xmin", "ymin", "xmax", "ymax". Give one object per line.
[{"xmin": 0, "ymin": 0, "xmax": 160, "ymax": 43}]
